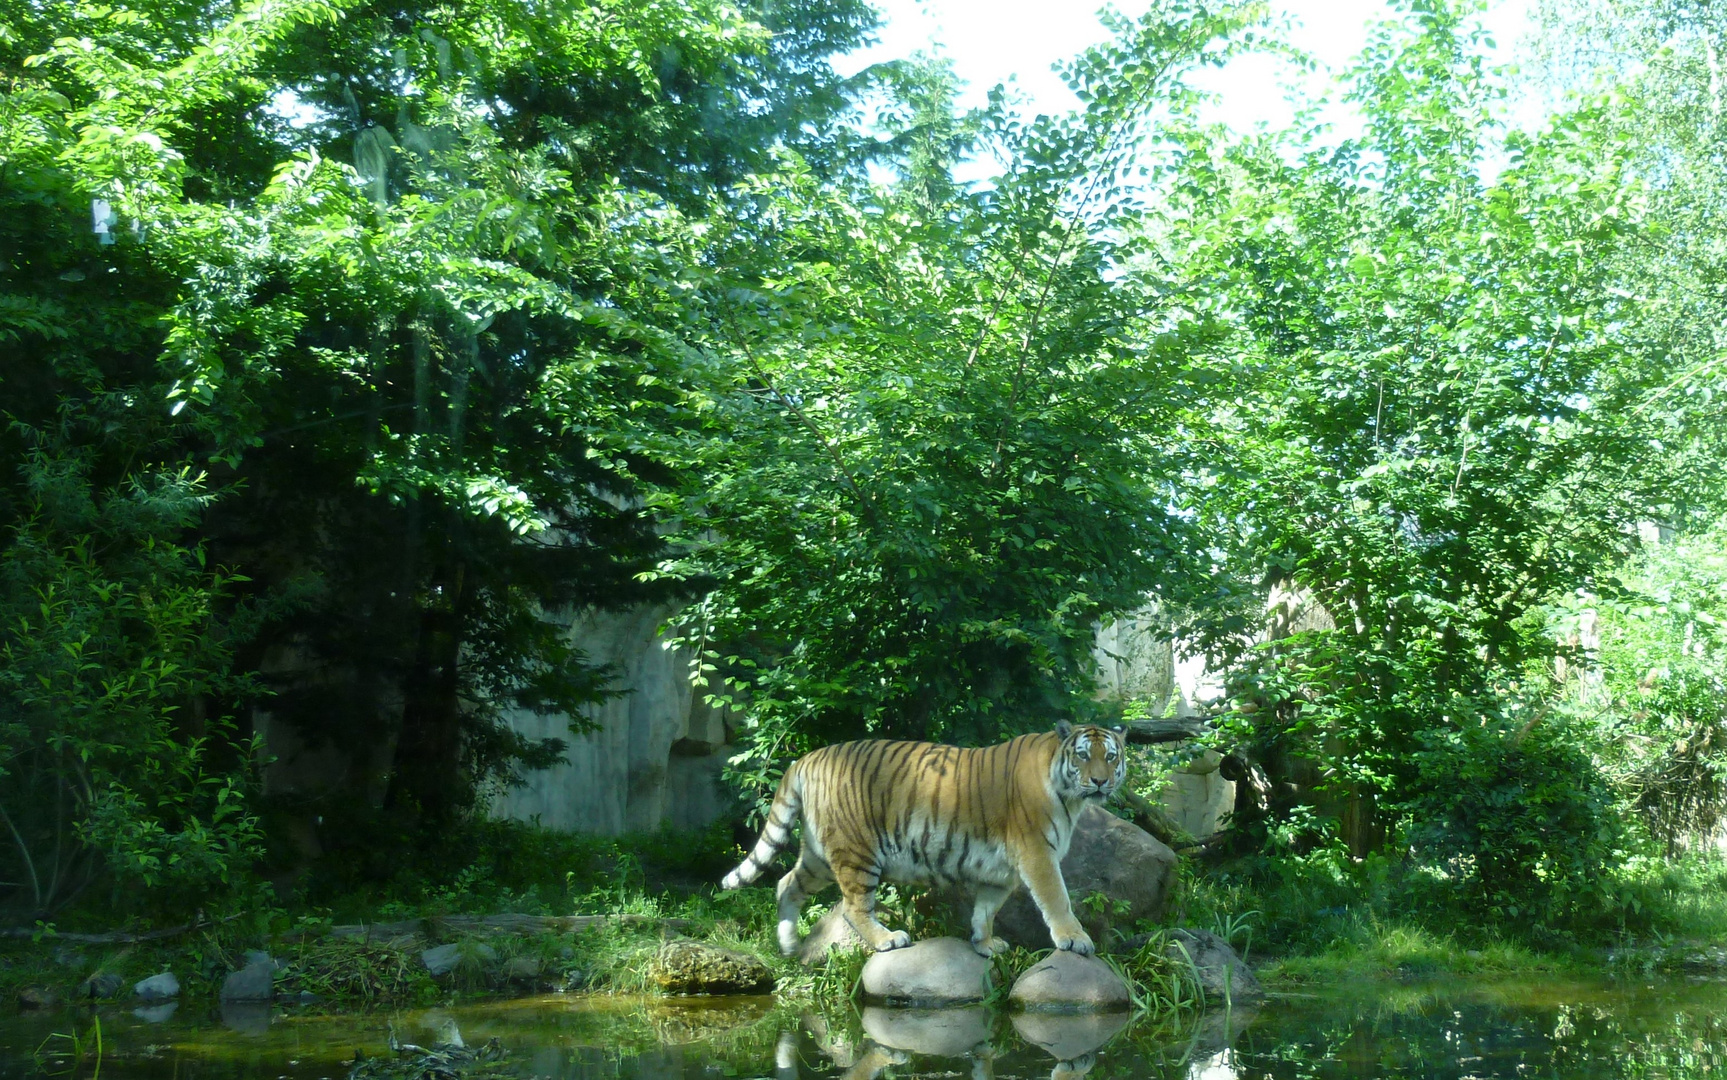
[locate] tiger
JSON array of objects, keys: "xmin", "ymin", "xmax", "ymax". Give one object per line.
[{"xmin": 720, "ymin": 720, "xmax": 1129, "ymax": 959}]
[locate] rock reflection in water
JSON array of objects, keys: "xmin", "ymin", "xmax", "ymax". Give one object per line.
[
  {"xmin": 861, "ymin": 1004, "xmax": 990, "ymax": 1056},
  {"xmin": 791, "ymin": 1005, "xmax": 1134, "ymax": 1080},
  {"xmin": 644, "ymin": 995, "xmax": 772, "ymax": 1044},
  {"xmin": 1011, "ymin": 1010, "xmax": 1131, "ymax": 1080}
]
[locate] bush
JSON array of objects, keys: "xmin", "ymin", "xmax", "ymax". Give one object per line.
[
  {"xmin": 0, "ymin": 442, "xmax": 261, "ymax": 919},
  {"xmin": 1402, "ymin": 713, "xmax": 1634, "ymax": 934}
]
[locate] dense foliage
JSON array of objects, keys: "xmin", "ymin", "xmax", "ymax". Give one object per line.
[{"xmin": 0, "ymin": 0, "xmax": 1723, "ymax": 931}]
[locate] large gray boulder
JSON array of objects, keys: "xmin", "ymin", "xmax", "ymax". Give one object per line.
[
  {"xmin": 1164, "ymin": 928, "xmax": 1263, "ymax": 1004},
  {"xmin": 860, "ymin": 937, "xmax": 992, "ymax": 1005},
  {"xmin": 995, "ymin": 804, "xmax": 1176, "ymax": 949},
  {"xmin": 649, "ymin": 940, "xmax": 774, "ymax": 995},
  {"xmin": 1009, "ymin": 951, "xmax": 1131, "ymax": 1012}
]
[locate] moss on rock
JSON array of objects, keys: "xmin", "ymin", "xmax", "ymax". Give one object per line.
[{"xmin": 649, "ymin": 940, "xmax": 773, "ymax": 995}]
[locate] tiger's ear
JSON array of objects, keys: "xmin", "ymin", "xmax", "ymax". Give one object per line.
[
  {"xmin": 1055, "ymin": 720, "xmax": 1073, "ymax": 738},
  {"xmin": 1111, "ymin": 723, "xmax": 1128, "ymax": 735}
]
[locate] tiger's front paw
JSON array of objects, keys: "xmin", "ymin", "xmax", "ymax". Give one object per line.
[
  {"xmin": 875, "ymin": 930, "xmax": 912, "ymax": 951},
  {"xmin": 971, "ymin": 935, "xmax": 1009, "ymax": 957},
  {"xmin": 1054, "ymin": 926, "xmax": 1095, "ymax": 956}
]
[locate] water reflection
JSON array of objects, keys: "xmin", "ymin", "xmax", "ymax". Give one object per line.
[{"xmin": 3, "ymin": 975, "xmax": 1727, "ymax": 1080}]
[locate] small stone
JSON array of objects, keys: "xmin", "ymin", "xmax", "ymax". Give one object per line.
[
  {"xmin": 79, "ymin": 972, "xmax": 122, "ymax": 999},
  {"xmin": 860, "ymin": 937, "xmax": 992, "ymax": 1006},
  {"xmin": 502, "ymin": 956, "xmax": 543, "ymax": 981},
  {"xmin": 797, "ymin": 908, "xmax": 866, "ymax": 966},
  {"xmin": 1163, "ymin": 928, "xmax": 1263, "ymax": 1004},
  {"xmin": 18, "ymin": 986, "xmax": 58, "ymax": 1010},
  {"xmin": 421, "ymin": 942, "xmax": 498, "ymax": 977},
  {"xmin": 861, "ymin": 1005, "xmax": 990, "ymax": 1056},
  {"xmin": 1012, "ymin": 1010, "xmax": 1131, "ymax": 1060},
  {"xmin": 221, "ymin": 960, "xmax": 275, "ymax": 1002},
  {"xmin": 134, "ymin": 972, "xmax": 180, "ymax": 1001},
  {"xmin": 1009, "ymin": 951, "xmax": 1131, "ymax": 1012}
]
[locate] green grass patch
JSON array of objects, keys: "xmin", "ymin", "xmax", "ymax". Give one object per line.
[{"xmin": 1257, "ymin": 918, "xmax": 1579, "ymax": 985}]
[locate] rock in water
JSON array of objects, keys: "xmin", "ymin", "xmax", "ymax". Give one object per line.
[
  {"xmin": 995, "ymin": 804, "xmax": 1177, "ymax": 949},
  {"xmin": 861, "ymin": 1005, "xmax": 990, "ymax": 1057},
  {"xmin": 860, "ymin": 937, "xmax": 992, "ymax": 1006},
  {"xmin": 18, "ymin": 986, "xmax": 58, "ymax": 1010},
  {"xmin": 221, "ymin": 959, "xmax": 276, "ymax": 1002},
  {"xmin": 1164, "ymin": 928, "xmax": 1263, "ymax": 1004},
  {"xmin": 1009, "ymin": 952, "xmax": 1131, "ymax": 1012},
  {"xmin": 133, "ymin": 972, "xmax": 180, "ymax": 1000},
  {"xmin": 78, "ymin": 972, "xmax": 122, "ymax": 999},
  {"xmin": 421, "ymin": 943, "xmax": 499, "ymax": 977},
  {"xmin": 649, "ymin": 941, "xmax": 774, "ymax": 995}
]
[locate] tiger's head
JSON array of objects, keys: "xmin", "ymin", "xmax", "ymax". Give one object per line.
[{"xmin": 1052, "ymin": 720, "xmax": 1128, "ymax": 802}]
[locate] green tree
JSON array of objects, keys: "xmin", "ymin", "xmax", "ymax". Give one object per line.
[
  {"xmin": 0, "ymin": 0, "xmax": 876, "ymax": 902},
  {"xmin": 645, "ymin": 4, "xmax": 1265, "ymax": 808},
  {"xmin": 1165, "ymin": 1, "xmax": 1708, "ymax": 923}
]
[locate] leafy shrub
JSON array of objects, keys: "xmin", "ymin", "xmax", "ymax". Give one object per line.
[
  {"xmin": 0, "ymin": 441, "xmax": 261, "ymax": 918},
  {"xmin": 1402, "ymin": 713, "xmax": 1634, "ymax": 934}
]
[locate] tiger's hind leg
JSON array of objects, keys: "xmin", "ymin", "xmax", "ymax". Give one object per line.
[
  {"xmin": 834, "ymin": 865, "xmax": 911, "ymax": 952},
  {"xmin": 969, "ymin": 883, "xmax": 1016, "ymax": 956},
  {"xmin": 775, "ymin": 853, "xmax": 833, "ymax": 956}
]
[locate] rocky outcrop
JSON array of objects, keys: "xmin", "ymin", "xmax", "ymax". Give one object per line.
[
  {"xmin": 859, "ymin": 937, "xmax": 992, "ymax": 1005},
  {"xmin": 649, "ymin": 940, "xmax": 773, "ymax": 995},
  {"xmin": 995, "ymin": 804, "xmax": 1177, "ymax": 949},
  {"xmin": 486, "ymin": 605, "xmax": 735, "ymax": 835},
  {"xmin": 1163, "ymin": 928, "xmax": 1263, "ymax": 1004},
  {"xmin": 1009, "ymin": 952, "xmax": 1131, "ymax": 1011}
]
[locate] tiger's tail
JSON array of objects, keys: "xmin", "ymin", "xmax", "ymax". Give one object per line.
[{"xmin": 721, "ymin": 765, "xmax": 802, "ymax": 889}]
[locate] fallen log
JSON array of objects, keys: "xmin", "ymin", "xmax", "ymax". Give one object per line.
[
  {"xmin": 1112, "ymin": 786, "xmax": 1198, "ymax": 850},
  {"xmin": 1, "ymin": 912, "xmax": 242, "ymax": 944},
  {"xmin": 296, "ymin": 913, "xmax": 691, "ymax": 943}
]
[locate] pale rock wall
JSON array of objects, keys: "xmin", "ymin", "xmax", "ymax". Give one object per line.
[
  {"xmin": 489, "ymin": 604, "xmax": 734, "ymax": 836},
  {"xmin": 1093, "ymin": 605, "xmax": 1234, "ymax": 838}
]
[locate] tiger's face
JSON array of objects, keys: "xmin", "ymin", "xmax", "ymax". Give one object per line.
[{"xmin": 1052, "ymin": 722, "xmax": 1128, "ymax": 802}]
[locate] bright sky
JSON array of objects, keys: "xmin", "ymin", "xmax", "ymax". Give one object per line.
[{"xmin": 838, "ymin": 0, "xmax": 1538, "ymax": 173}]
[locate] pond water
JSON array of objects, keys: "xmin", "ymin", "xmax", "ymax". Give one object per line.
[{"xmin": 4, "ymin": 975, "xmax": 1726, "ymax": 1080}]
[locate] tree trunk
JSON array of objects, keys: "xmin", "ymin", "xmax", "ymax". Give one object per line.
[{"xmin": 387, "ymin": 561, "xmax": 467, "ymax": 825}]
